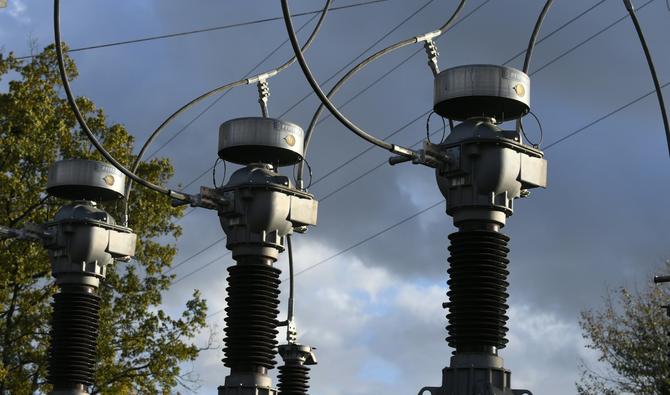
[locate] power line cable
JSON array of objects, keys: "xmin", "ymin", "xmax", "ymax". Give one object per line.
[
  {"xmin": 529, "ymin": 0, "xmax": 657, "ymax": 76},
  {"xmin": 54, "ymin": 0, "xmax": 189, "ymax": 203},
  {"xmin": 169, "ymin": 0, "xmax": 457, "ymax": 206},
  {"xmin": 172, "ymin": 252, "xmax": 231, "ymax": 285},
  {"xmin": 544, "ymin": 81, "xmax": 669, "ymax": 150},
  {"xmin": 19, "ymin": 0, "xmax": 390, "ymax": 60},
  {"xmin": 297, "ymin": 0, "xmax": 471, "ymax": 184},
  {"xmin": 142, "ymin": 0, "xmax": 397, "ymax": 161},
  {"xmin": 277, "ymin": 0, "xmax": 438, "ymax": 119},
  {"xmin": 124, "ymin": 0, "xmax": 334, "ymax": 224},
  {"xmin": 166, "ymin": 236, "xmax": 226, "ymax": 274},
  {"xmin": 623, "ymin": 0, "xmax": 670, "ymax": 156},
  {"xmin": 502, "ymin": 0, "xmax": 608, "ymax": 67}
]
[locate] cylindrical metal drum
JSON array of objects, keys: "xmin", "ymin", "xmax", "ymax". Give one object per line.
[
  {"xmin": 47, "ymin": 159, "xmax": 125, "ymax": 201},
  {"xmin": 218, "ymin": 117, "xmax": 304, "ymax": 167},
  {"xmin": 434, "ymin": 64, "xmax": 530, "ymax": 121}
]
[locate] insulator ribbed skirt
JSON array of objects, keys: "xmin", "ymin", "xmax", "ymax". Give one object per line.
[
  {"xmin": 278, "ymin": 364, "xmax": 310, "ymax": 395},
  {"xmin": 48, "ymin": 290, "xmax": 100, "ymax": 388},
  {"xmin": 446, "ymin": 230, "xmax": 510, "ymax": 350},
  {"xmin": 223, "ymin": 263, "xmax": 281, "ymax": 370}
]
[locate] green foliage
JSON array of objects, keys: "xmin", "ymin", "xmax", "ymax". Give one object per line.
[
  {"xmin": 0, "ymin": 46, "xmax": 208, "ymax": 393},
  {"xmin": 578, "ymin": 268, "xmax": 670, "ymax": 395}
]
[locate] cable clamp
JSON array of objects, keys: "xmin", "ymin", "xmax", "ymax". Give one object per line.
[
  {"xmin": 246, "ymin": 71, "xmax": 277, "ymax": 85},
  {"xmin": 0, "ymin": 224, "xmax": 50, "ymax": 243},
  {"xmin": 414, "ymin": 30, "xmax": 441, "ymax": 44}
]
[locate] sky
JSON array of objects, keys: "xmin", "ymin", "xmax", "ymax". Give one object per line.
[{"xmin": 1, "ymin": 0, "xmax": 669, "ymax": 394}]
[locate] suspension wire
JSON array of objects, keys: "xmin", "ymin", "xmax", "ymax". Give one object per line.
[
  {"xmin": 19, "ymin": 0, "xmax": 389, "ymax": 60},
  {"xmin": 623, "ymin": 0, "xmax": 670, "ymax": 156},
  {"xmin": 122, "ymin": 0, "xmax": 333, "ymax": 225},
  {"xmin": 297, "ymin": 0, "xmax": 474, "ymax": 188},
  {"xmin": 54, "ymin": 0, "xmax": 189, "ymax": 203}
]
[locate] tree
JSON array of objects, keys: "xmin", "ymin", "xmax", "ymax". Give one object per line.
[
  {"xmin": 0, "ymin": 45, "xmax": 209, "ymax": 394},
  {"xmin": 577, "ymin": 267, "xmax": 670, "ymax": 395}
]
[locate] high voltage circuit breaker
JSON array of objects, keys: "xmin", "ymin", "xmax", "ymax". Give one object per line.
[
  {"xmin": 411, "ymin": 65, "xmax": 547, "ymax": 395},
  {"xmin": 1, "ymin": 159, "xmax": 137, "ymax": 395}
]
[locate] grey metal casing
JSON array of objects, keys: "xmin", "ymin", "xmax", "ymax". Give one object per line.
[
  {"xmin": 419, "ymin": 353, "xmax": 532, "ymax": 395},
  {"xmin": 47, "ymin": 159, "xmax": 126, "ymax": 201},
  {"xmin": 217, "ymin": 165, "xmax": 318, "ymax": 260},
  {"xmin": 218, "ymin": 117, "xmax": 305, "ymax": 167},
  {"xmin": 434, "ymin": 65, "xmax": 530, "ymax": 122},
  {"xmin": 45, "ymin": 202, "xmax": 136, "ymax": 287},
  {"xmin": 218, "ymin": 373, "xmax": 277, "ymax": 395},
  {"xmin": 435, "ymin": 119, "xmax": 547, "ymax": 227}
]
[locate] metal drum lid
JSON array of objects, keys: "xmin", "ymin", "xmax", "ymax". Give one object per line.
[
  {"xmin": 218, "ymin": 117, "xmax": 304, "ymax": 167},
  {"xmin": 47, "ymin": 159, "xmax": 125, "ymax": 201},
  {"xmin": 434, "ymin": 64, "xmax": 530, "ymax": 121}
]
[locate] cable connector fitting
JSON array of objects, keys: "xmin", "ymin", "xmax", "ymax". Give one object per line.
[
  {"xmin": 415, "ymin": 30, "xmax": 441, "ymax": 44},
  {"xmin": 424, "ymin": 39, "xmax": 440, "ymax": 77},
  {"xmin": 246, "ymin": 70, "xmax": 277, "ymax": 85},
  {"xmin": 257, "ymin": 79, "xmax": 270, "ymax": 118},
  {"xmin": 0, "ymin": 224, "xmax": 49, "ymax": 242}
]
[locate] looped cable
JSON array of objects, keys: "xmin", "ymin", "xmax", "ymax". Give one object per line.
[
  {"xmin": 212, "ymin": 158, "xmax": 227, "ymax": 188},
  {"xmin": 426, "ymin": 111, "xmax": 447, "ymax": 144}
]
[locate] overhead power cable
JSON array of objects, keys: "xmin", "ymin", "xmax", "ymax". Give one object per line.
[
  {"xmin": 124, "ymin": 0, "xmax": 333, "ymax": 224},
  {"xmin": 54, "ymin": 0, "xmax": 189, "ymax": 203},
  {"xmin": 544, "ymin": 81, "xmax": 670, "ymax": 150},
  {"xmin": 297, "ymin": 0, "xmax": 475, "ymax": 186},
  {"xmin": 166, "ymin": 236, "xmax": 227, "ymax": 274},
  {"xmin": 623, "ymin": 0, "xmax": 670, "ymax": 156},
  {"xmin": 19, "ymin": 0, "xmax": 389, "ymax": 60},
  {"xmin": 174, "ymin": 0, "xmax": 640, "ymax": 280},
  {"xmin": 529, "ymin": 0, "xmax": 657, "ymax": 76},
  {"xmin": 277, "ymin": 0, "xmax": 439, "ymax": 119},
  {"xmin": 172, "ymin": 0, "xmax": 471, "ymax": 206}
]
